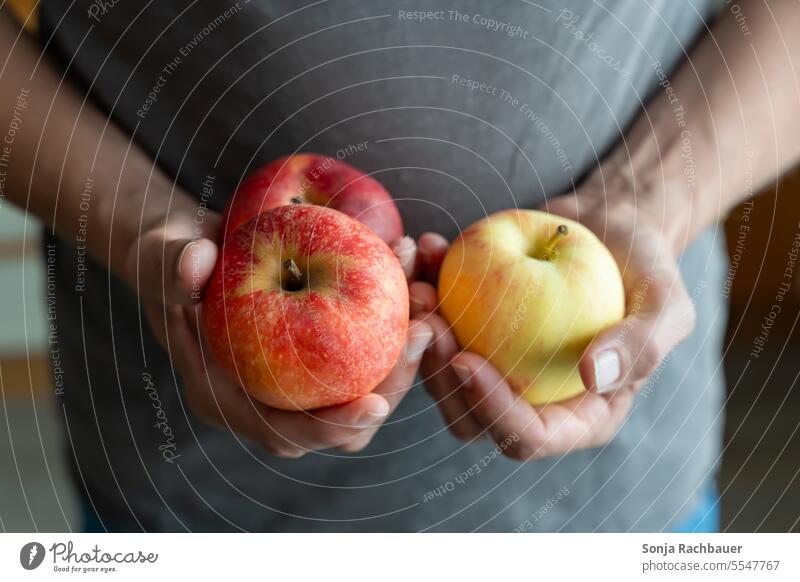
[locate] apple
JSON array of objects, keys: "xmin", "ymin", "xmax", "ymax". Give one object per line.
[
  {"xmin": 437, "ymin": 209, "xmax": 625, "ymax": 404},
  {"xmin": 203, "ymin": 203, "xmax": 409, "ymax": 411},
  {"xmin": 224, "ymin": 153, "xmax": 404, "ymax": 245}
]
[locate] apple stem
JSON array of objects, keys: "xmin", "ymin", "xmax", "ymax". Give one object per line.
[
  {"xmin": 290, "ymin": 197, "xmax": 303, "ymax": 204},
  {"xmin": 541, "ymin": 224, "xmax": 568, "ymax": 260},
  {"xmin": 283, "ymin": 259, "xmax": 304, "ymax": 290}
]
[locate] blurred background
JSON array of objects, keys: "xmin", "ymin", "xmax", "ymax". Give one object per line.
[
  {"xmin": 1, "ymin": 1, "xmax": 798, "ymax": 532},
  {"xmin": 719, "ymin": 171, "xmax": 800, "ymax": 532}
]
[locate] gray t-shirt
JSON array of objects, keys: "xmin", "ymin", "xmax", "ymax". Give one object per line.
[{"xmin": 41, "ymin": 0, "xmax": 728, "ymax": 531}]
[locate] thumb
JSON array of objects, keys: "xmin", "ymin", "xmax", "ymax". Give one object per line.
[
  {"xmin": 131, "ymin": 231, "xmax": 218, "ymax": 306},
  {"xmin": 579, "ymin": 270, "xmax": 696, "ymax": 394}
]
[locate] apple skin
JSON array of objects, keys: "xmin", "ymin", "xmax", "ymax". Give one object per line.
[
  {"xmin": 203, "ymin": 204, "xmax": 409, "ymax": 411},
  {"xmin": 438, "ymin": 209, "xmax": 625, "ymax": 405},
  {"xmin": 224, "ymin": 154, "xmax": 404, "ymax": 244}
]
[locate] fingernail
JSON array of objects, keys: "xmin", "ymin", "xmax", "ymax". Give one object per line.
[
  {"xmin": 451, "ymin": 362, "xmax": 472, "ymax": 389},
  {"xmin": 393, "ymin": 236, "xmax": 417, "ymax": 276},
  {"xmin": 176, "ymin": 241, "xmax": 196, "ymax": 281},
  {"xmin": 410, "ymin": 295, "xmax": 426, "ymax": 311},
  {"xmin": 404, "ymin": 329, "xmax": 433, "ymax": 364},
  {"xmin": 276, "ymin": 449, "xmax": 306, "ymax": 459},
  {"xmin": 358, "ymin": 398, "xmax": 390, "ymax": 426},
  {"xmin": 593, "ymin": 350, "xmax": 621, "ymax": 393},
  {"xmin": 393, "ymin": 235, "xmax": 415, "ymax": 256}
]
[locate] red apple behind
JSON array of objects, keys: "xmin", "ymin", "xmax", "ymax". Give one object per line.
[
  {"xmin": 203, "ymin": 204, "xmax": 409, "ymax": 411},
  {"xmin": 224, "ymin": 153, "xmax": 403, "ymax": 244}
]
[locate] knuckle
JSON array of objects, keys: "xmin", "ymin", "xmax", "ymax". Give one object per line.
[
  {"xmin": 262, "ymin": 441, "xmax": 306, "ymax": 458},
  {"xmin": 504, "ymin": 442, "xmax": 537, "ymax": 462},
  {"xmin": 653, "ymin": 274, "xmax": 696, "ymax": 338},
  {"xmin": 448, "ymin": 423, "xmax": 478, "ymax": 442},
  {"xmin": 635, "ymin": 340, "xmax": 664, "ymax": 377},
  {"xmin": 340, "ymin": 437, "xmax": 371, "ymax": 453},
  {"xmin": 185, "ymin": 391, "xmax": 218, "ymax": 426},
  {"xmin": 647, "ymin": 272, "xmax": 676, "ymax": 303},
  {"xmin": 588, "ymin": 428, "xmax": 615, "ymax": 449},
  {"xmin": 314, "ymin": 423, "xmax": 363, "ymax": 447},
  {"xmin": 673, "ymin": 299, "xmax": 697, "ymax": 340},
  {"xmin": 261, "ymin": 441, "xmax": 285, "ymax": 457}
]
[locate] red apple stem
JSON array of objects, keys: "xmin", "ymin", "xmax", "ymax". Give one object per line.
[
  {"xmin": 283, "ymin": 258, "xmax": 304, "ymax": 290},
  {"xmin": 290, "ymin": 197, "xmax": 303, "ymax": 204},
  {"xmin": 541, "ymin": 224, "xmax": 568, "ymax": 260}
]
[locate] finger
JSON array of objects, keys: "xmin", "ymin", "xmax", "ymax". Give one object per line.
[
  {"xmin": 409, "ymin": 281, "xmax": 438, "ymax": 317},
  {"xmin": 338, "ymin": 319, "xmax": 434, "ymax": 452},
  {"xmin": 393, "ymin": 235, "xmax": 418, "ymax": 281},
  {"xmin": 133, "ymin": 232, "xmax": 218, "ymax": 305},
  {"xmin": 580, "ymin": 269, "xmax": 695, "ymax": 394},
  {"xmin": 422, "ymin": 360, "xmax": 485, "ymax": 442},
  {"xmin": 407, "ymin": 272, "xmax": 484, "ymax": 440},
  {"xmin": 166, "ymin": 303, "xmax": 256, "ymax": 432},
  {"xmin": 168, "ymin": 304, "xmax": 388, "ymax": 456},
  {"xmin": 420, "ymin": 313, "xmax": 484, "ymax": 441},
  {"xmin": 165, "ymin": 303, "xmax": 229, "ymax": 428},
  {"xmin": 455, "ymin": 352, "xmax": 636, "ymax": 459},
  {"xmin": 417, "ymin": 232, "xmax": 449, "ymax": 283},
  {"xmin": 540, "ymin": 385, "xmax": 638, "ymax": 451},
  {"xmin": 424, "ymin": 310, "xmax": 459, "ymax": 363},
  {"xmin": 453, "ymin": 352, "xmax": 548, "ymax": 460},
  {"xmin": 378, "ymin": 320, "xmax": 434, "ymax": 407},
  {"xmin": 260, "ymin": 393, "xmax": 393, "ymax": 455},
  {"xmin": 143, "ymin": 300, "xmax": 169, "ymax": 349}
]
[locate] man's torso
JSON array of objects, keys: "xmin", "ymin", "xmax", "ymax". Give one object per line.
[{"xmin": 41, "ymin": 0, "xmax": 727, "ymax": 531}]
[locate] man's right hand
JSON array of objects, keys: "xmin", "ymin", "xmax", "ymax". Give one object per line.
[{"xmin": 126, "ymin": 198, "xmax": 431, "ymax": 457}]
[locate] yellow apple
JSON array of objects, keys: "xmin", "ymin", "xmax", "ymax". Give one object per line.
[{"xmin": 438, "ymin": 209, "xmax": 625, "ymax": 404}]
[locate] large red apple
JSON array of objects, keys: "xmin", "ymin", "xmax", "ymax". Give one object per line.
[
  {"xmin": 203, "ymin": 203, "xmax": 409, "ymax": 411},
  {"xmin": 224, "ymin": 153, "xmax": 403, "ymax": 244}
]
